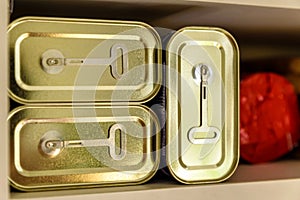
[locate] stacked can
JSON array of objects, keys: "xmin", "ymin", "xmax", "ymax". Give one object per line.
[
  {"xmin": 8, "ymin": 17, "xmax": 240, "ymax": 190},
  {"xmin": 8, "ymin": 17, "xmax": 162, "ymax": 191},
  {"xmin": 165, "ymin": 27, "xmax": 239, "ymax": 183}
]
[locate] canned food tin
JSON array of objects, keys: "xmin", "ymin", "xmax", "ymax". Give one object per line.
[
  {"xmin": 9, "ymin": 106, "xmax": 160, "ymax": 190},
  {"xmin": 166, "ymin": 27, "xmax": 239, "ymax": 183},
  {"xmin": 8, "ymin": 17, "xmax": 161, "ymax": 104}
]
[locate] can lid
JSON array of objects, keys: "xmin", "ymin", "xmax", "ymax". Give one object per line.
[
  {"xmin": 166, "ymin": 27, "xmax": 239, "ymax": 183},
  {"xmin": 9, "ymin": 106, "xmax": 160, "ymax": 190},
  {"xmin": 8, "ymin": 17, "xmax": 161, "ymax": 104}
]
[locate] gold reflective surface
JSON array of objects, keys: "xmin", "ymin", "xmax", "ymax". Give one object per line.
[
  {"xmin": 9, "ymin": 106, "xmax": 160, "ymax": 191},
  {"xmin": 166, "ymin": 27, "xmax": 239, "ymax": 183},
  {"xmin": 8, "ymin": 17, "xmax": 161, "ymax": 104}
]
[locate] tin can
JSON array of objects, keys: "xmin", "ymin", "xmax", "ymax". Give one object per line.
[
  {"xmin": 8, "ymin": 17, "xmax": 161, "ymax": 104},
  {"xmin": 166, "ymin": 27, "xmax": 239, "ymax": 183},
  {"xmin": 9, "ymin": 106, "xmax": 160, "ymax": 191}
]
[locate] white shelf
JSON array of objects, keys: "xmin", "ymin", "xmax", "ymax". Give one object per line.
[
  {"xmin": 10, "ymin": 180, "xmax": 300, "ymax": 200},
  {"xmin": 19, "ymin": 0, "xmax": 300, "ymax": 9},
  {"xmin": 185, "ymin": 0, "xmax": 300, "ymax": 9},
  {"xmin": 9, "ymin": 160, "xmax": 300, "ymax": 200},
  {"xmin": 3, "ymin": 0, "xmax": 300, "ymax": 200}
]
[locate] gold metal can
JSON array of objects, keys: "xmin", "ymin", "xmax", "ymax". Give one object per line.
[
  {"xmin": 9, "ymin": 106, "xmax": 160, "ymax": 191},
  {"xmin": 166, "ymin": 27, "xmax": 239, "ymax": 183},
  {"xmin": 8, "ymin": 17, "xmax": 161, "ymax": 104}
]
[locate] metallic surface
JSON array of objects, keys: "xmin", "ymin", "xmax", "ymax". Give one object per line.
[
  {"xmin": 9, "ymin": 106, "xmax": 160, "ymax": 191},
  {"xmin": 8, "ymin": 17, "xmax": 161, "ymax": 104},
  {"xmin": 166, "ymin": 27, "xmax": 239, "ymax": 184},
  {"xmin": 187, "ymin": 64, "xmax": 221, "ymax": 145}
]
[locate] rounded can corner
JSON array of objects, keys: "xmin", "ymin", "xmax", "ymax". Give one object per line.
[
  {"xmin": 167, "ymin": 158, "xmax": 240, "ymax": 184},
  {"xmin": 7, "ymin": 104, "xmax": 30, "ymax": 120},
  {"xmin": 7, "ymin": 16, "xmax": 35, "ymax": 32},
  {"xmin": 165, "ymin": 163, "xmax": 188, "ymax": 184},
  {"xmin": 9, "ymin": 179, "xmax": 35, "ymax": 192},
  {"xmin": 223, "ymin": 156, "xmax": 240, "ymax": 181},
  {"xmin": 133, "ymin": 21, "xmax": 162, "ymax": 48}
]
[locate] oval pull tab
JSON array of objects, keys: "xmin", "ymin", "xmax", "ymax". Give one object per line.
[
  {"xmin": 39, "ymin": 123, "xmax": 126, "ymax": 160},
  {"xmin": 41, "ymin": 44, "xmax": 128, "ymax": 80},
  {"xmin": 110, "ymin": 44, "xmax": 128, "ymax": 80},
  {"xmin": 188, "ymin": 64, "xmax": 221, "ymax": 145}
]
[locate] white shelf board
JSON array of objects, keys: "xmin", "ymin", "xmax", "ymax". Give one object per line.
[
  {"xmin": 10, "ymin": 180, "xmax": 300, "ymax": 200},
  {"xmin": 185, "ymin": 0, "xmax": 300, "ymax": 9},
  {"xmin": 18, "ymin": 0, "xmax": 300, "ymax": 10},
  {"xmin": 13, "ymin": 0, "xmax": 300, "ymax": 36},
  {"xmin": 10, "ymin": 160, "xmax": 300, "ymax": 200},
  {"xmin": 151, "ymin": 2, "xmax": 300, "ymax": 35}
]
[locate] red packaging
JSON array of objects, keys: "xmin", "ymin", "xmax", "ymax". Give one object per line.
[{"xmin": 240, "ymin": 73, "xmax": 300, "ymax": 163}]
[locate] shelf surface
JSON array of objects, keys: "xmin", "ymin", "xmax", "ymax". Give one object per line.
[
  {"xmin": 11, "ymin": 0, "xmax": 300, "ymax": 38},
  {"xmin": 10, "ymin": 160, "xmax": 300, "ymax": 200},
  {"xmin": 10, "ymin": 179, "xmax": 300, "ymax": 200},
  {"xmin": 17, "ymin": 0, "xmax": 300, "ymax": 9},
  {"xmin": 187, "ymin": 0, "xmax": 300, "ymax": 9}
]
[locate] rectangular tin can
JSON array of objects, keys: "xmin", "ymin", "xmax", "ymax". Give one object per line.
[
  {"xmin": 8, "ymin": 17, "xmax": 161, "ymax": 104},
  {"xmin": 9, "ymin": 106, "xmax": 160, "ymax": 191},
  {"xmin": 166, "ymin": 27, "xmax": 239, "ymax": 183}
]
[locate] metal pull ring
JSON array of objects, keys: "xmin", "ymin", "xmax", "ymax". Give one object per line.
[
  {"xmin": 41, "ymin": 44, "xmax": 128, "ymax": 80},
  {"xmin": 188, "ymin": 64, "xmax": 221, "ymax": 145},
  {"xmin": 39, "ymin": 123, "xmax": 126, "ymax": 160}
]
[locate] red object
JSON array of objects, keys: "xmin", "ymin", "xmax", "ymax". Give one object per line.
[{"xmin": 240, "ymin": 73, "xmax": 300, "ymax": 163}]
